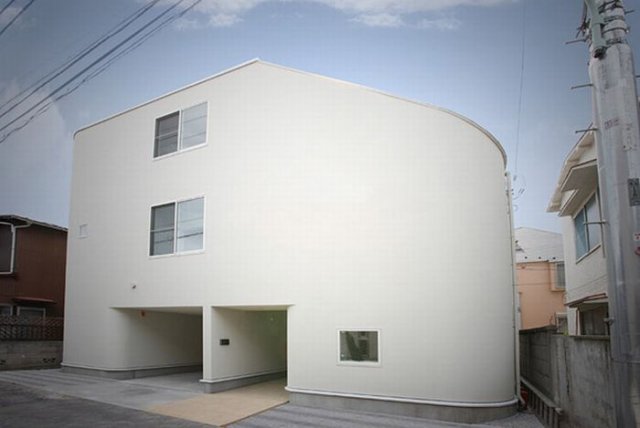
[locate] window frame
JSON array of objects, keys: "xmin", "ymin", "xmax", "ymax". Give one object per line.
[
  {"xmin": 0, "ymin": 222, "xmax": 16, "ymax": 275},
  {"xmin": 573, "ymin": 191, "xmax": 602, "ymax": 262},
  {"xmin": 153, "ymin": 102, "xmax": 208, "ymax": 160},
  {"xmin": 337, "ymin": 328, "xmax": 382, "ymax": 367},
  {"xmin": 17, "ymin": 306, "xmax": 45, "ymax": 319},
  {"xmin": 553, "ymin": 261, "xmax": 566, "ymax": 291},
  {"xmin": 149, "ymin": 196, "xmax": 206, "ymax": 258},
  {"xmin": 0, "ymin": 304, "xmax": 12, "ymax": 316}
]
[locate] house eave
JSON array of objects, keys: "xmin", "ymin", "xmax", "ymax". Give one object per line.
[{"xmin": 547, "ymin": 130, "xmax": 596, "ymax": 214}]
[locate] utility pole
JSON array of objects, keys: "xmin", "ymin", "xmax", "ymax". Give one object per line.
[{"xmin": 582, "ymin": 0, "xmax": 640, "ymax": 426}]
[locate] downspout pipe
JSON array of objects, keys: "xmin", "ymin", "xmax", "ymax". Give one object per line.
[{"xmin": 506, "ymin": 172, "xmax": 523, "ymax": 405}]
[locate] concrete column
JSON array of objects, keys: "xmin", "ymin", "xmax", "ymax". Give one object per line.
[{"xmin": 202, "ymin": 306, "xmax": 213, "ymax": 381}]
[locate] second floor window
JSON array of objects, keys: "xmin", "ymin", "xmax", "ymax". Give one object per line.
[
  {"xmin": 154, "ymin": 102, "xmax": 207, "ymax": 158},
  {"xmin": 150, "ymin": 197, "xmax": 204, "ymax": 256},
  {"xmin": 574, "ymin": 193, "xmax": 601, "ymax": 259}
]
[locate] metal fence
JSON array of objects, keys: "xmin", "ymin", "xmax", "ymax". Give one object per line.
[{"xmin": 0, "ymin": 316, "xmax": 64, "ymax": 341}]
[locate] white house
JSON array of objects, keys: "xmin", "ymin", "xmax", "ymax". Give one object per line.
[
  {"xmin": 64, "ymin": 60, "xmax": 517, "ymax": 423},
  {"xmin": 548, "ymin": 130, "xmax": 609, "ymax": 335}
]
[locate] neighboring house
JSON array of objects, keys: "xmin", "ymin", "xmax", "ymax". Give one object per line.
[
  {"xmin": 0, "ymin": 215, "xmax": 67, "ymax": 318},
  {"xmin": 548, "ymin": 130, "xmax": 609, "ymax": 336},
  {"xmin": 65, "ymin": 60, "xmax": 517, "ymax": 423},
  {"xmin": 514, "ymin": 227, "xmax": 566, "ymax": 331}
]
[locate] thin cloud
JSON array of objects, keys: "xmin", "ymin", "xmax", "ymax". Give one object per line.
[
  {"xmin": 208, "ymin": 13, "xmax": 243, "ymax": 27},
  {"xmin": 350, "ymin": 13, "xmax": 404, "ymax": 28},
  {"xmin": 317, "ymin": 0, "xmax": 508, "ymax": 14},
  {"xmin": 416, "ymin": 17, "xmax": 462, "ymax": 31},
  {"xmin": 167, "ymin": 0, "xmax": 511, "ymax": 29}
]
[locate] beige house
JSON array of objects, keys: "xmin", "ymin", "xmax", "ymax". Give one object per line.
[
  {"xmin": 548, "ymin": 131, "xmax": 609, "ymax": 336},
  {"xmin": 64, "ymin": 60, "xmax": 517, "ymax": 423},
  {"xmin": 514, "ymin": 227, "xmax": 566, "ymax": 331}
]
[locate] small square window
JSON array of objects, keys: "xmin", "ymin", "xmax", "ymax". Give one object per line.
[
  {"xmin": 0, "ymin": 305, "xmax": 12, "ymax": 316},
  {"xmin": 78, "ymin": 224, "xmax": 88, "ymax": 239},
  {"xmin": 339, "ymin": 330, "xmax": 379, "ymax": 363}
]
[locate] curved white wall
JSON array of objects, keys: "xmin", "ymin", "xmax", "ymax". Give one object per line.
[{"xmin": 65, "ymin": 61, "xmax": 514, "ymax": 405}]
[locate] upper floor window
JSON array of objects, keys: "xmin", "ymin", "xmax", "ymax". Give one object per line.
[
  {"xmin": 150, "ymin": 197, "xmax": 204, "ymax": 256},
  {"xmin": 154, "ymin": 102, "xmax": 207, "ymax": 158},
  {"xmin": 574, "ymin": 193, "xmax": 601, "ymax": 260}
]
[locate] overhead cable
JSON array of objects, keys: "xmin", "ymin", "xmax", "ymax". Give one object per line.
[
  {"xmin": 0, "ymin": 0, "xmax": 203, "ymax": 144},
  {"xmin": 0, "ymin": 0, "xmax": 188, "ymax": 137},
  {"xmin": 0, "ymin": 0, "xmax": 35, "ymax": 39},
  {"xmin": 0, "ymin": 0, "xmax": 162, "ymax": 120},
  {"xmin": 0, "ymin": 0, "xmax": 18, "ymax": 19}
]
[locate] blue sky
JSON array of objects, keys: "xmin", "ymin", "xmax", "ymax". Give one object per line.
[{"xmin": 1, "ymin": 0, "xmax": 638, "ymax": 230}]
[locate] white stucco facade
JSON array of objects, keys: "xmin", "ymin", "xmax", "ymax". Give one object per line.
[{"xmin": 64, "ymin": 60, "xmax": 516, "ymax": 421}]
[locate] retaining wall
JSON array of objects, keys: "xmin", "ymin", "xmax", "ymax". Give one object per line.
[
  {"xmin": 520, "ymin": 327, "xmax": 614, "ymax": 428},
  {"xmin": 0, "ymin": 341, "xmax": 63, "ymax": 370}
]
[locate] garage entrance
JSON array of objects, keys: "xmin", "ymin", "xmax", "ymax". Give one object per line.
[{"xmin": 202, "ymin": 306, "xmax": 288, "ymax": 393}]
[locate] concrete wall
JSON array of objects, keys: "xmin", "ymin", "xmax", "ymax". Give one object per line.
[
  {"xmin": 520, "ymin": 328, "xmax": 614, "ymax": 428},
  {"xmin": 66, "ymin": 60, "xmax": 515, "ymax": 412},
  {"xmin": 0, "ymin": 341, "xmax": 62, "ymax": 370}
]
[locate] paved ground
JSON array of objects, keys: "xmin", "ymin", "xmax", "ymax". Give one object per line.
[
  {"xmin": 0, "ymin": 369, "xmax": 543, "ymax": 428},
  {"xmin": 0, "ymin": 381, "xmax": 211, "ymax": 428},
  {"xmin": 0, "ymin": 369, "xmax": 202, "ymax": 410},
  {"xmin": 150, "ymin": 378, "xmax": 289, "ymax": 426},
  {"xmin": 230, "ymin": 404, "xmax": 543, "ymax": 428}
]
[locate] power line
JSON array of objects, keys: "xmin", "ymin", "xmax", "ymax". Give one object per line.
[
  {"xmin": 0, "ymin": 0, "xmax": 162, "ymax": 120},
  {"xmin": 0, "ymin": 0, "xmax": 187, "ymax": 138},
  {"xmin": 0, "ymin": 0, "xmax": 203, "ymax": 144},
  {"xmin": 0, "ymin": 0, "xmax": 18, "ymax": 18},
  {"xmin": 513, "ymin": 0, "xmax": 527, "ymax": 176},
  {"xmin": 0, "ymin": 0, "xmax": 35, "ymax": 39}
]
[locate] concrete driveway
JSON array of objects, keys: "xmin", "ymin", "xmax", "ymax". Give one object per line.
[
  {"xmin": 0, "ymin": 369, "xmax": 543, "ymax": 428},
  {"xmin": 0, "ymin": 369, "xmax": 288, "ymax": 426},
  {"xmin": 0, "ymin": 381, "xmax": 211, "ymax": 428}
]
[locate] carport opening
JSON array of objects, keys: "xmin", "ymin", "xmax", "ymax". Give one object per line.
[
  {"xmin": 206, "ymin": 306, "xmax": 288, "ymax": 392},
  {"xmin": 115, "ymin": 307, "xmax": 203, "ymax": 389}
]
